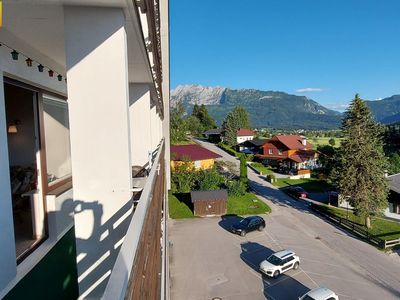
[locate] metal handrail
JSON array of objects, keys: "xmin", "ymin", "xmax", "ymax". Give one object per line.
[{"xmin": 102, "ymin": 139, "xmax": 164, "ymax": 300}]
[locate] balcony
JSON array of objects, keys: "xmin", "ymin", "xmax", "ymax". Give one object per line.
[{"xmin": 103, "ymin": 140, "xmax": 168, "ymax": 299}]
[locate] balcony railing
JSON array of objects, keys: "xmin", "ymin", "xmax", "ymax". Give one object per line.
[{"xmin": 103, "ymin": 140, "xmax": 167, "ymax": 299}]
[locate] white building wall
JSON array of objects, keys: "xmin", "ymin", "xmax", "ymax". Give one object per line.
[
  {"xmin": 237, "ymin": 135, "xmax": 254, "ymax": 143},
  {"xmin": 64, "ymin": 7, "xmax": 132, "ymax": 299},
  {"xmin": 0, "ymin": 73, "xmax": 17, "ymax": 291},
  {"xmin": 160, "ymin": 0, "xmax": 171, "ymax": 189},
  {"xmin": 0, "ymin": 33, "xmax": 67, "ymax": 96},
  {"xmin": 129, "ymin": 83, "xmax": 151, "ymax": 167}
]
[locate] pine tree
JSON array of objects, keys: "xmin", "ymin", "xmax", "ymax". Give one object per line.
[
  {"xmin": 221, "ymin": 106, "xmax": 251, "ymax": 146},
  {"xmin": 331, "ymin": 94, "xmax": 388, "ymax": 228},
  {"xmin": 192, "ymin": 104, "xmax": 216, "ymax": 131}
]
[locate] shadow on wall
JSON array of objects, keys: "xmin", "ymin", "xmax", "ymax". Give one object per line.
[
  {"xmin": 239, "ymin": 242, "xmax": 309, "ymax": 300},
  {"xmin": 72, "ymin": 198, "xmax": 133, "ymax": 299}
]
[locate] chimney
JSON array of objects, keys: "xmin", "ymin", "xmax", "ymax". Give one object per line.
[{"xmin": 302, "ymin": 137, "xmax": 307, "ymax": 146}]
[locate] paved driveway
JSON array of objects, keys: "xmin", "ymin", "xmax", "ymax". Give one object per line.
[
  {"xmin": 169, "ymin": 140, "xmax": 400, "ymax": 300},
  {"xmin": 169, "ymin": 204, "xmax": 400, "ymax": 300}
]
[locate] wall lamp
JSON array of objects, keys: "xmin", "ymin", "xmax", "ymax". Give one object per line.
[{"xmin": 8, "ymin": 120, "xmax": 20, "ymax": 133}]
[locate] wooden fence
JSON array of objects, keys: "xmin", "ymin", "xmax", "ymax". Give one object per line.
[
  {"xmin": 311, "ymin": 204, "xmax": 400, "ymax": 249},
  {"xmin": 126, "ymin": 151, "xmax": 165, "ymax": 300}
]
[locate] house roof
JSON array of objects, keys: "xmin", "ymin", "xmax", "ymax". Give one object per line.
[
  {"xmin": 237, "ymin": 128, "xmax": 254, "ymax": 136},
  {"xmin": 204, "ymin": 128, "xmax": 222, "ymax": 135},
  {"xmin": 191, "ymin": 189, "xmax": 228, "ymax": 203},
  {"xmin": 171, "ymin": 144, "xmax": 221, "ymax": 161},
  {"xmin": 389, "ymin": 173, "xmax": 400, "ymax": 194},
  {"xmin": 287, "ymin": 155, "xmax": 303, "ymax": 163},
  {"xmin": 238, "ymin": 139, "xmax": 268, "ymax": 147},
  {"xmin": 270, "ymin": 135, "xmax": 313, "ymax": 150},
  {"xmin": 249, "ymin": 139, "xmax": 268, "ymax": 146}
]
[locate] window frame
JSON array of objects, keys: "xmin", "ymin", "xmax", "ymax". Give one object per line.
[{"xmin": 40, "ymin": 94, "xmax": 72, "ymax": 193}]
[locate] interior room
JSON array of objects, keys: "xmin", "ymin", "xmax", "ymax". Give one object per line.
[{"xmin": 4, "ymin": 81, "xmax": 42, "ymax": 261}]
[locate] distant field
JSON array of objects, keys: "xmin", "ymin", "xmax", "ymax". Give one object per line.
[{"xmin": 309, "ymin": 137, "xmax": 343, "ymax": 148}]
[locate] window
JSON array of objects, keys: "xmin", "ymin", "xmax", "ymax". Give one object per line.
[
  {"xmin": 268, "ymin": 149, "xmax": 273, "ymax": 155},
  {"xmin": 42, "ymin": 95, "xmax": 72, "ymax": 186},
  {"xmin": 278, "ymin": 149, "xmax": 283, "ymax": 155}
]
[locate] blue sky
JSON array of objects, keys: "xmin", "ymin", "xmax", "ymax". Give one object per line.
[{"xmin": 170, "ymin": 0, "xmax": 400, "ymax": 111}]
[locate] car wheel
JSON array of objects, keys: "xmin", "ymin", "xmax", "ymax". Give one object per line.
[
  {"xmin": 240, "ymin": 230, "xmax": 246, "ymax": 237},
  {"xmin": 273, "ymin": 271, "xmax": 280, "ymax": 279},
  {"xmin": 258, "ymin": 225, "xmax": 265, "ymax": 231},
  {"xmin": 293, "ymin": 262, "xmax": 299, "ymax": 270}
]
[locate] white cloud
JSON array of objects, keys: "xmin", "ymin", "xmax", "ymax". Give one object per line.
[
  {"xmin": 375, "ymin": 97, "xmax": 383, "ymax": 101},
  {"xmin": 327, "ymin": 103, "xmax": 349, "ymax": 111},
  {"xmin": 296, "ymin": 88, "xmax": 324, "ymax": 93}
]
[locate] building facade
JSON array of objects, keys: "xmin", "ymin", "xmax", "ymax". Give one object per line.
[
  {"xmin": 0, "ymin": 1, "xmax": 170, "ymax": 299},
  {"xmin": 258, "ymin": 135, "xmax": 319, "ymax": 170},
  {"xmin": 236, "ymin": 128, "xmax": 254, "ymax": 144}
]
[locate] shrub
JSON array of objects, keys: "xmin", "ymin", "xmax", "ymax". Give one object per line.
[
  {"xmin": 227, "ymin": 180, "xmax": 247, "ymax": 196},
  {"xmin": 239, "ymin": 154, "xmax": 248, "ymax": 188},
  {"xmin": 266, "ymin": 174, "xmax": 276, "ymax": 183},
  {"xmin": 246, "ymin": 154, "xmax": 254, "ymax": 162},
  {"xmin": 171, "ymin": 171, "xmax": 195, "ymax": 193},
  {"xmin": 197, "ymin": 168, "xmax": 225, "ymax": 191},
  {"xmin": 218, "ymin": 143, "xmax": 239, "ymax": 157}
]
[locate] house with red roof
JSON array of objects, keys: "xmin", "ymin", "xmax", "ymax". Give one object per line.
[
  {"xmin": 236, "ymin": 128, "xmax": 255, "ymax": 144},
  {"xmin": 257, "ymin": 135, "xmax": 319, "ymax": 170},
  {"xmin": 170, "ymin": 144, "xmax": 221, "ymax": 170}
]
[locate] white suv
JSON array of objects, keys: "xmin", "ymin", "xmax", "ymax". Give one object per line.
[
  {"xmin": 299, "ymin": 287, "xmax": 339, "ymax": 300},
  {"xmin": 259, "ymin": 250, "xmax": 300, "ymax": 278}
]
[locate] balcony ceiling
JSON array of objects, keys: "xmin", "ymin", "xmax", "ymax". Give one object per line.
[{"xmin": 1, "ymin": 0, "xmax": 152, "ymax": 82}]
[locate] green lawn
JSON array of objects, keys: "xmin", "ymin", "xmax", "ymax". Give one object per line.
[
  {"xmin": 168, "ymin": 191, "xmax": 195, "ymax": 219},
  {"xmin": 309, "ymin": 137, "xmax": 343, "ymax": 148},
  {"xmin": 168, "ymin": 191, "xmax": 271, "ymax": 219},
  {"xmin": 227, "ymin": 192, "xmax": 271, "ymax": 215},
  {"xmin": 274, "ymin": 178, "xmax": 332, "ymax": 192},
  {"xmin": 251, "ymin": 163, "xmax": 274, "ymax": 175},
  {"xmin": 313, "ymin": 204, "xmax": 400, "ymax": 241}
]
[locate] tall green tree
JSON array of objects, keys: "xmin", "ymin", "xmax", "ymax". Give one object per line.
[
  {"xmin": 239, "ymin": 154, "xmax": 248, "ymax": 189},
  {"xmin": 192, "ymin": 104, "xmax": 216, "ymax": 131},
  {"xmin": 222, "ymin": 106, "xmax": 251, "ymax": 146},
  {"xmin": 186, "ymin": 115, "xmax": 204, "ymax": 137},
  {"xmin": 170, "ymin": 102, "xmax": 187, "ymax": 144},
  {"xmin": 331, "ymin": 94, "xmax": 388, "ymax": 228}
]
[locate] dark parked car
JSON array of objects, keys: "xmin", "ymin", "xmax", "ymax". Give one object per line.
[
  {"xmin": 286, "ymin": 186, "xmax": 308, "ymax": 198},
  {"xmin": 231, "ymin": 216, "xmax": 265, "ymax": 236}
]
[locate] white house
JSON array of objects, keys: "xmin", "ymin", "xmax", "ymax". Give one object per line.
[
  {"xmin": 0, "ymin": 1, "xmax": 169, "ymax": 299},
  {"xmin": 236, "ymin": 128, "xmax": 255, "ymax": 144}
]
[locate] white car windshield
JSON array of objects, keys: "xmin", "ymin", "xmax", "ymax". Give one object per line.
[{"xmin": 267, "ymin": 255, "xmax": 283, "ymax": 266}]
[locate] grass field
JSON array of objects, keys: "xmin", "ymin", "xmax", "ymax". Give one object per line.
[
  {"xmin": 168, "ymin": 191, "xmax": 271, "ymax": 219},
  {"xmin": 227, "ymin": 192, "xmax": 271, "ymax": 215},
  {"xmin": 274, "ymin": 178, "xmax": 332, "ymax": 193},
  {"xmin": 250, "ymin": 162, "xmax": 274, "ymax": 175},
  {"xmin": 313, "ymin": 204, "xmax": 400, "ymax": 241},
  {"xmin": 309, "ymin": 137, "xmax": 343, "ymax": 148}
]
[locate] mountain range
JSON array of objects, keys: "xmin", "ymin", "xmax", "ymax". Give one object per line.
[{"xmin": 170, "ymin": 85, "xmax": 400, "ymax": 129}]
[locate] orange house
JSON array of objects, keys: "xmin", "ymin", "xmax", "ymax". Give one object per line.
[
  {"xmin": 170, "ymin": 144, "xmax": 221, "ymax": 171},
  {"xmin": 257, "ymin": 135, "xmax": 319, "ymax": 170}
]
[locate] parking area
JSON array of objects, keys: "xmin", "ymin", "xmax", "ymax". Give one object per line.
[{"xmin": 169, "ymin": 202, "xmax": 400, "ymax": 300}]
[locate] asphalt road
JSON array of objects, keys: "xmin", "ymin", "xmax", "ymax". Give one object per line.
[{"xmin": 169, "ymin": 139, "xmax": 400, "ymax": 300}]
